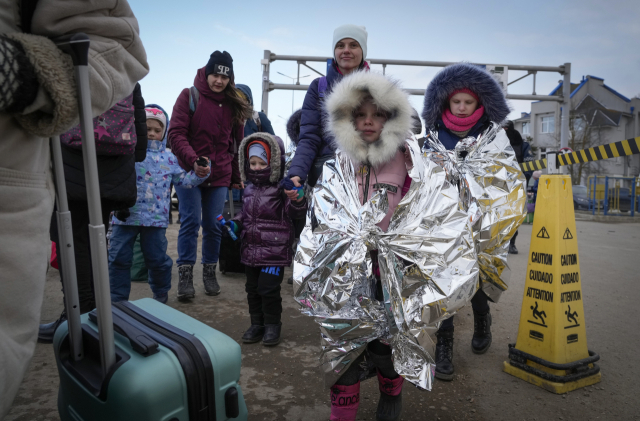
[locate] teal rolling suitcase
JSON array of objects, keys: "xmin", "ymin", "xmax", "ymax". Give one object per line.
[{"xmin": 50, "ymin": 34, "xmax": 247, "ymax": 421}]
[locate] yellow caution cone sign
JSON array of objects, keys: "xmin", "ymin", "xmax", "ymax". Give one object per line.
[{"xmin": 503, "ymin": 175, "xmax": 601, "ymax": 394}]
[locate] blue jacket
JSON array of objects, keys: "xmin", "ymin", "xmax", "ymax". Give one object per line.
[
  {"xmin": 287, "ymin": 63, "xmax": 343, "ymax": 181},
  {"xmin": 235, "ymin": 84, "xmax": 275, "ymax": 137},
  {"xmin": 112, "ymin": 104, "xmax": 208, "ymax": 228}
]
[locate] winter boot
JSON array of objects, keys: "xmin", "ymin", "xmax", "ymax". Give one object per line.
[
  {"xmin": 38, "ymin": 310, "xmax": 67, "ymax": 344},
  {"xmin": 262, "ymin": 322, "xmax": 282, "ymax": 346},
  {"xmin": 330, "ymin": 382, "xmax": 361, "ymax": 421},
  {"xmin": 177, "ymin": 265, "xmax": 195, "ymax": 301},
  {"xmin": 153, "ymin": 293, "xmax": 168, "ymax": 304},
  {"xmin": 435, "ymin": 330, "xmax": 455, "ymax": 381},
  {"xmin": 203, "ymin": 263, "xmax": 220, "ymax": 296},
  {"xmin": 375, "ymin": 371, "xmax": 404, "ymax": 421},
  {"xmin": 242, "ymin": 314, "xmax": 265, "ymax": 343},
  {"xmin": 471, "ymin": 310, "xmax": 492, "ymax": 354},
  {"xmin": 508, "ymin": 243, "xmax": 518, "ymax": 254}
]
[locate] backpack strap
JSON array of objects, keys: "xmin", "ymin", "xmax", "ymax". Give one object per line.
[
  {"xmin": 188, "ymin": 86, "xmax": 199, "ymax": 117},
  {"xmin": 317, "ymin": 77, "xmax": 328, "ymax": 98}
]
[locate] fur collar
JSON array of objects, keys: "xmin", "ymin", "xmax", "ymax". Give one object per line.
[
  {"xmin": 324, "ymin": 71, "xmax": 413, "ymax": 168},
  {"xmin": 421, "ymin": 62, "xmax": 511, "ymax": 128},
  {"xmin": 238, "ymin": 133, "xmax": 283, "ymax": 183}
]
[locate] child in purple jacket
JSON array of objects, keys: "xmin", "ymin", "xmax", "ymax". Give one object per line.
[{"xmin": 220, "ymin": 133, "xmax": 306, "ymax": 346}]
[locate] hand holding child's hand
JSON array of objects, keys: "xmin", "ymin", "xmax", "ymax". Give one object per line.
[
  {"xmin": 194, "ymin": 157, "xmax": 210, "ymax": 178},
  {"xmin": 284, "ymin": 176, "xmax": 302, "ymax": 200}
]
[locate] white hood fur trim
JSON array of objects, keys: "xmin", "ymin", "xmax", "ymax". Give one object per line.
[{"xmin": 324, "ymin": 71, "xmax": 413, "ymax": 168}]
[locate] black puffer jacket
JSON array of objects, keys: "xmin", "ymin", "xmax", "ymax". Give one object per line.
[{"xmin": 62, "ymin": 83, "xmax": 147, "ymax": 211}]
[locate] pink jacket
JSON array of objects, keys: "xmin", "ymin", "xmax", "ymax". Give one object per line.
[{"xmin": 354, "ymin": 149, "xmax": 412, "ymax": 232}]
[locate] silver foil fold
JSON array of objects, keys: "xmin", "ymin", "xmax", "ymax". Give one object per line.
[
  {"xmin": 293, "ymin": 137, "xmax": 479, "ymax": 390},
  {"xmin": 425, "ymin": 122, "xmax": 527, "ymax": 302}
]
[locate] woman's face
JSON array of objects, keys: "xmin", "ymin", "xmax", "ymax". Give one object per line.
[
  {"xmin": 354, "ymin": 101, "xmax": 387, "ymax": 143},
  {"xmin": 207, "ymin": 74, "xmax": 230, "ymax": 93},
  {"xmin": 449, "ymin": 92, "xmax": 478, "ymax": 118},
  {"xmin": 334, "ymin": 38, "xmax": 363, "ymax": 74},
  {"xmin": 249, "ymin": 156, "xmax": 268, "ymax": 170}
]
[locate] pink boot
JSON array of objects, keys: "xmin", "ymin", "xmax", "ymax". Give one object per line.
[
  {"xmin": 330, "ymin": 382, "xmax": 360, "ymax": 421},
  {"xmin": 376, "ymin": 371, "xmax": 404, "ymax": 421}
]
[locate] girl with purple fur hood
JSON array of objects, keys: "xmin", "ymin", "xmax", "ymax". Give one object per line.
[
  {"xmin": 223, "ymin": 133, "xmax": 307, "ymax": 346},
  {"xmin": 421, "ymin": 62, "xmax": 511, "ymax": 383}
]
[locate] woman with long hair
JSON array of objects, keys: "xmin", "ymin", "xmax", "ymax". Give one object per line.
[{"xmin": 169, "ymin": 50, "xmax": 252, "ymax": 301}]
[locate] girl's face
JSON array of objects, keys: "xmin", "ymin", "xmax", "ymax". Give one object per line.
[
  {"xmin": 249, "ymin": 156, "xmax": 268, "ymax": 170},
  {"xmin": 147, "ymin": 119, "xmax": 164, "ymax": 141},
  {"xmin": 354, "ymin": 101, "xmax": 388, "ymax": 143},
  {"xmin": 334, "ymin": 38, "xmax": 363, "ymax": 75},
  {"xmin": 207, "ymin": 74, "xmax": 230, "ymax": 93},
  {"xmin": 449, "ymin": 92, "xmax": 478, "ymax": 118}
]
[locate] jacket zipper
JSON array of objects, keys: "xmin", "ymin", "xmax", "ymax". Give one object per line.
[
  {"xmin": 114, "ymin": 303, "xmax": 213, "ymax": 421},
  {"xmin": 362, "ymin": 165, "xmax": 371, "ymax": 205}
]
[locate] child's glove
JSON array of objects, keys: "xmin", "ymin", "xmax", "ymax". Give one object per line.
[{"xmin": 0, "ymin": 35, "xmax": 39, "ymax": 114}]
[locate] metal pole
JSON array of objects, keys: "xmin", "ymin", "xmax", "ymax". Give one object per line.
[
  {"xmin": 560, "ymin": 62, "xmax": 571, "ymax": 150},
  {"xmin": 75, "ymin": 64, "xmax": 115, "ymax": 374},
  {"xmin": 261, "ymin": 50, "xmax": 271, "ymax": 115},
  {"xmin": 51, "ymin": 136, "xmax": 83, "ymax": 361}
]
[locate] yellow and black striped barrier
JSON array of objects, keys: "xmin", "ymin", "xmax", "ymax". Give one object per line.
[{"xmin": 520, "ymin": 136, "xmax": 640, "ymax": 172}]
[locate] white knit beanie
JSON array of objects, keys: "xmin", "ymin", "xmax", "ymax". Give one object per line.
[{"xmin": 332, "ymin": 24, "xmax": 368, "ymax": 61}]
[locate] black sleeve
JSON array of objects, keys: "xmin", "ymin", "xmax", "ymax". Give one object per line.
[{"xmin": 133, "ymin": 83, "xmax": 147, "ymax": 162}]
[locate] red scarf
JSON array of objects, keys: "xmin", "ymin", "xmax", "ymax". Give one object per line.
[{"xmin": 442, "ymin": 106, "xmax": 485, "ymax": 132}]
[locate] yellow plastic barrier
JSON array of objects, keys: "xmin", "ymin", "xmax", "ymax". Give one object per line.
[{"xmin": 503, "ymin": 175, "xmax": 601, "ymax": 394}]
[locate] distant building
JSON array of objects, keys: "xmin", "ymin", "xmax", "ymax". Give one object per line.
[{"xmin": 513, "ymin": 75, "xmax": 640, "ymax": 185}]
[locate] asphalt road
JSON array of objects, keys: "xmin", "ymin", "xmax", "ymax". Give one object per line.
[{"xmin": 6, "ymin": 217, "xmax": 640, "ymax": 421}]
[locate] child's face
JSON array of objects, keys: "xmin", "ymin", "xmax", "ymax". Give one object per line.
[
  {"xmin": 249, "ymin": 156, "xmax": 268, "ymax": 170},
  {"xmin": 354, "ymin": 101, "xmax": 388, "ymax": 143},
  {"xmin": 147, "ymin": 119, "xmax": 164, "ymax": 141},
  {"xmin": 449, "ymin": 92, "xmax": 478, "ymax": 118}
]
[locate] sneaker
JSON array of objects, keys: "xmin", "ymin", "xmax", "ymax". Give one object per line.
[
  {"xmin": 203, "ymin": 263, "xmax": 220, "ymax": 296},
  {"xmin": 153, "ymin": 293, "xmax": 168, "ymax": 304}
]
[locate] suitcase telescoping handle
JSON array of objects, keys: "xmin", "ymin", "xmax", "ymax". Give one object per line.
[
  {"xmin": 51, "ymin": 135, "xmax": 84, "ymax": 362},
  {"xmin": 55, "ymin": 33, "xmax": 116, "ymax": 375}
]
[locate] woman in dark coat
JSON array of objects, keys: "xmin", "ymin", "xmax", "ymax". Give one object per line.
[
  {"xmin": 284, "ymin": 24, "xmax": 370, "ymax": 197},
  {"xmin": 168, "ymin": 50, "xmax": 251, "ymax": 301}
]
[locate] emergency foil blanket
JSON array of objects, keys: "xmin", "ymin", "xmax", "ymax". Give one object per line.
[
  {"xmin": 292, "ymin": 138, "xmax": 479, "ymax": 390},
  {"xmin": 425, "ymin": 122, "xmax": 527, "ymax": 303}
]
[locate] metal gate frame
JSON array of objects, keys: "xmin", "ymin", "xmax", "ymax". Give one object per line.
[{"xmin": 260, "ymin": 50, "xmax": 572, "ymax": 149}]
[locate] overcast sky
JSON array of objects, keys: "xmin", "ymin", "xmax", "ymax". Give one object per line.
[{"xmin": 131, "ymin": 0, "xmax": 640, "ymax": 143}]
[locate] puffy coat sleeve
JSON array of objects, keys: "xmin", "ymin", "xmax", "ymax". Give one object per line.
[
  {"xmin": 285, "ymin": 193, "xmax": 307, "ymax": 220},
  {"xmin": 168, "ymin": 88, "xmax": 197, "ymax": 171},
  {"xmin": 132, "ymin": 83, "xmax": 147, "ymax": 162},
  {"xmin": 259, "ymin": 112, "xmax": 275, "ymax": 135},
  {"xmin": 8, "ymin": 0, "xmax": 149, "ymax": 137},
  {"xmin": 287, "ymin": 79, "xmax": 322, "ymax": 181}
]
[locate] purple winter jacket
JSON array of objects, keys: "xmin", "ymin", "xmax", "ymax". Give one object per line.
[
  {"xmin": 232, "ymin": 133, "xmax": 307, "ymax": 267},
  {"xmin": 168, "ymin": 67, "xmax": 243, "ymax": 188}
]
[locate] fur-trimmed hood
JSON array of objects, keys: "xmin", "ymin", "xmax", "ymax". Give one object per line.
[
  {"xmin": 324, "ymin": 71, "xmax": 413, "ymax": 168},
  {"xmin": 238, "ymin": 132, "xmax": 284, "ymax": 183},
  {"xmin": 422, "ymin": 62, "xmax": 511, "ymax": 128}
]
